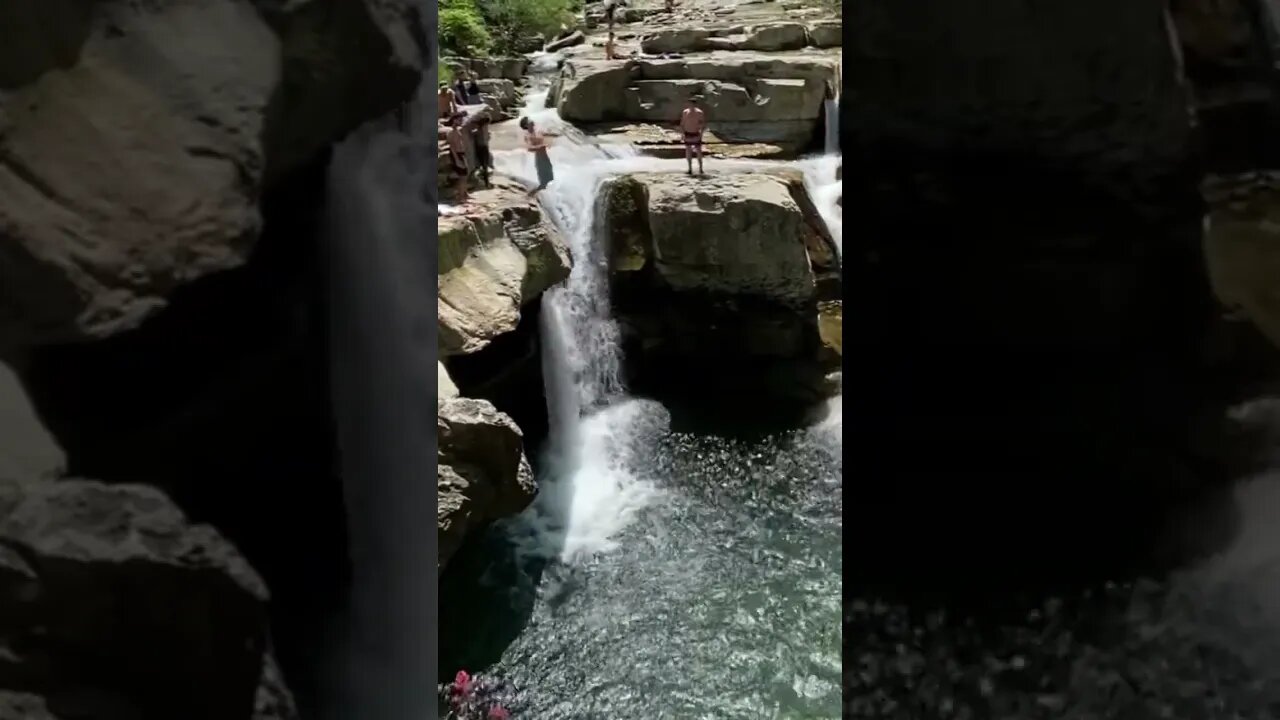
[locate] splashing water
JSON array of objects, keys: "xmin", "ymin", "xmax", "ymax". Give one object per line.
[
  {"xmin": 493, "ymin": 78, "xmax": 844, "ymax": 564},
  {"xmin": 490, "ymin": 83, "xmax": 662, "ymax": 564},
  {"xmin": 442, "ymin": 68, "xmax": 844, "ymax": 717}
]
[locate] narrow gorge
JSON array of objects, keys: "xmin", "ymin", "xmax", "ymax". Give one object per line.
[
  {"xmin": 0, "ymin": 1, "xmax": 429, "ymax": 718},
  {"xmin": 436, "ymin": 0, "xmax": 844, "ymax": 715}
]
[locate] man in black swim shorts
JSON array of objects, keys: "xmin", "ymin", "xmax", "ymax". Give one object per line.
[{"xmin": 678, "ymin": 95, "xmax": 706, "ymax": 176}]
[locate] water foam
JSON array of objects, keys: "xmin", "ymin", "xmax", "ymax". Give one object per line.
[
  {"xmin": 495, "ymin": 88, "xmax": 662, "ymax": 563},
  {"xmin": 495, "ymin": 75, "xmax": 845, "ymax": 563}
]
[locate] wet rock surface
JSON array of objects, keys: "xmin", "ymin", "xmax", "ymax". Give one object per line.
[
  {"xmin": 605, "ymin": 169, "xmax": 840, "ymax": 414},
  {"xmin": 438, "ymin": 183, "xmax": 571, "ymax": 356},
  {"xmin": 550, "ymin": 55, "xmax": 838, "ymax": 148},
  {"xmin": 0, "ymin": 478, "xmax": 292, "ymax": 720},
  {"xmin": 0, "ymin": 0, "xmax": 424, "ymax": 351},
  {"xmin": 437, "ymin": 398, "xmax": 536, "ymax": 571}
]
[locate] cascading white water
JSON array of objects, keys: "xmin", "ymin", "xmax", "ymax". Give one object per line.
[
  {"xmin": 823, "ymin": 99, "xmax": 840, "ymax": 156},
  {"xmin": 443, "ymin": 68, "xmax": 844, "ymax": 717},
  {"xmin": 491, "ymin": 77, "xmax": 845, "ymax": 560},
  {"xmin": 797, "ymin": 154, "xmax": 843, "ymax": 257},
  {"xmin": 494, "ymin": 86, "xmax": 663, "ymax": 563},
  {"xmin": 323, "ymin": 117, "xmax": 437, "ymax": 718}
]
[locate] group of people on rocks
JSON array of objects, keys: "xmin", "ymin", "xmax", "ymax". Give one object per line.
[
  {"xmin": 439, "ymin": 72, "xmax": 495, "ymax": 207},
  {"xmin": 438, "ymin": 68, "xmax": 709, "ymax": 208}
]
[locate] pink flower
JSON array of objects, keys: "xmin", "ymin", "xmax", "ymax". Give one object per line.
[
  {"xmin": 452, "ymin": 670, "xmax": 472, "ymax": 696},
  {"xmin": 487, "ymin": 707, "xmax": 510, "ymax": 720}
]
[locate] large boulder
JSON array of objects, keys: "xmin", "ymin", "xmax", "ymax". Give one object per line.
[
  {"xmin": 0, "ymin": 362, "xmax": 63, "ymax": 484},
  {"xmin": 438, "ymin": 186, "xmax": 572, "ymax": 356},
  {"xmin": 0, "ymin": 478, "xmax": 291, "ymax": 720},
  {"xmin": 551, "ymin": 56, "xmax": 838, "ymax": 147},
  {"xmin": 604, "ymin": 170, "xmax": 841, "ymax": 412},
  {"xmin": 704, "ymin": 22, "xmax": 809, "ymax": 51},
  {"xmin": 438, "ymin": 361, "xmax": 460, "ymax": 402},
  {"xmin": 446, "ymin": 56, "xmax": 529, "ymax": 81},
  {"xmin": 1202, "ymin": 172, "xmax": 1280, "ymax": 350},
  {"xmin": 1168, "ymin": 0, "xmax": 1280, "ymax": 169},
  {"xmin": 475, "ymin": 78, "xmax": 519, "ymax": 109},
  {"xmin": 807, "ymin": 21, "xmax": 842, "ymax": 48},
  {"xmin": 640, "ymin": 29, "xmax": 713, "ymax": 54},
  {"xmin": 437, "ymin": 398, "xmax": 535, "ymax": 570},
  {"xmin": 1170, "ymin": 0, "xmax": 1258, "ymax": 76},
  {"xmin": 640, "ymin": 22, "xmax": 820, "ymax": 53},
  {"xmin": 0, "ymin": 0, "xmax": 425, "ymax": 352}
]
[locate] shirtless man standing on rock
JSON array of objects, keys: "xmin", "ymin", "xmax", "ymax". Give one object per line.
[{"xmin": 679, "ymin": 95, "xmax": 706, "ymax": 176}]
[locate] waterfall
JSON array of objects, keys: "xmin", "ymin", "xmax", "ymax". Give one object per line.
[
  {"xmin": 538, "ymin": 299, "xmax": 580, "ymax": 448},
  {"xmin": 322, "ymin": 118, "xmax": 437, "ymax": 718},
  {"xmin": 823, "ymin": 99, "xmax": 840, "ymax": 155},
  {"xmin": 496, "ymin": 87, "xmax": 661, "ymax": 563},
  {"xmin": 495, "ymin": 76, "xmax": 846, "ymax": 562}
]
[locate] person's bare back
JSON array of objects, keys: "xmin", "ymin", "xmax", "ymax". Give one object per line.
[
  {"xmin": 680, "ymin": 106, "xmax": 705, "ymax": 135},
  {"xmin": 438, "ymin": 87, "xmax": 456, "ymax": 119}
]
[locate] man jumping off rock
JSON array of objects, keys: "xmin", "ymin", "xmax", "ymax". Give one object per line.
[{"xmin": 678, "ymin": 95, "xmax": 706, "ymax": 176}]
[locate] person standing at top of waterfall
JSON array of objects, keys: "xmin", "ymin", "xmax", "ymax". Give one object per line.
[
  {"xmin": 446, "ymin": 113, "xmax": 471, "ymax": 205},
  {"xmin": 679, "ymin": 95, "xmax": 706, "ymax": 176},
  {"xmin": 519, "ymin": 116, "xmax": 559, "ymax": 197}
]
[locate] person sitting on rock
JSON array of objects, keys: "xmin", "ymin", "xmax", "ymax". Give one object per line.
[
  {"xmin": 467, "ymin": 76, "xmax": 482, "ymax": 104},
  {"xmin": 678, "ymin": 94, "xmax": 706, "ymax": 176},
  {"xmin": 446, "ymin": 113, "xmax": 471, "ymax": 204},
  {"xmin": 438, "ymin": 84, "xmax": 458, "ymax": 119}
]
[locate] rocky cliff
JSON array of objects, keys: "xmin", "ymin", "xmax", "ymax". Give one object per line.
[
  {"xmin": 605, "ymin": 170, "xmax": 841, "ymax": 417},
  {"xmin": 435, "ymin": 184, "xmax": 568, "ymax": 571},
  {"xmin": 435, "ymin": 0, "xmax": 845, "ymax": 568},
  {"xmin": 0, "ymin": 1, "xmax": 426, "ymax": 716}
]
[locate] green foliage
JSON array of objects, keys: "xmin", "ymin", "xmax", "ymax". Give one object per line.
[
  {"xmin": 476, "ymin": 0, "xmax": 576, "ymax": 55},
  {"xmin": 439, "ymin": 0, "xmax": 493, "ymax": 57},
  {"xmin": 437, "ymin": 0, "xmax": 579, "ymax": 58}
]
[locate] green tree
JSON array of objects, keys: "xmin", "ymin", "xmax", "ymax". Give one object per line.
[
  {"xmin": 477, "ymin": 0, "xmax": 576, "ymax": 55},
  {"xmin": 440, "ymin": 0, "xmax": 493, "ymax": 57}
]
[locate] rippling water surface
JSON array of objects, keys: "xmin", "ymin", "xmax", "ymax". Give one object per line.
[
  {"xmin": 440, "ymin": 401, "xmax": 843, "ymax": 719},
  {"xmin": 845, "ymin": 465, "xmax": 1280, "ymax": 720}
]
